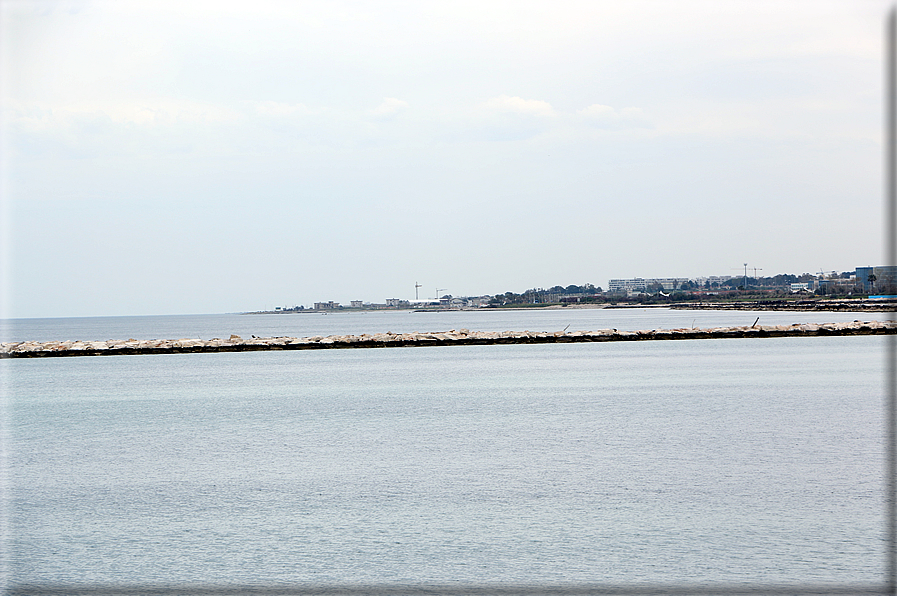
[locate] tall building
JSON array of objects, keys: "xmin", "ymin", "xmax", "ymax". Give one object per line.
[{"xmin": 856, "ymin": 266, "xmax": 897, "ymax": 293}]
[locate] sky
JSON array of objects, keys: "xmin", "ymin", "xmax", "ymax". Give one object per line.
[{"xmin": 0, "ymin": 0, "xmax": 891, "ymax": 318}]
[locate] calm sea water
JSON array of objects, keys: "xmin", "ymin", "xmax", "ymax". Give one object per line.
[
  {"xmin": 0, "ymin": 307, "xmax": 886, "ymax": 343},
  {"xmin": 0, "ymin": 310, "xmax": 889, "ymax": 588}
]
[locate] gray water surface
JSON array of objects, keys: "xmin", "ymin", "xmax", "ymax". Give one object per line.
[
  {"xmin": 4, "ymin": 330, "xmax": 886, "ymax": 587},
  {"xmin": 0, "ymin": 308, "xmax": 886, "ymax": 343}
]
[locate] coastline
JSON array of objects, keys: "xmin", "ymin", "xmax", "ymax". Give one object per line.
[{"xmin": 245, "ymin": 299, "xmax": 897, "ymax": 315}]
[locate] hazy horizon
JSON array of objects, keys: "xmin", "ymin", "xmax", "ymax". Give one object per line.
[{"xmin": 1, "ymin": 1, "xmax": 889, "ymax": 318}]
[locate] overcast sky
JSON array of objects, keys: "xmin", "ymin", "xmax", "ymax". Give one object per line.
[{"xmin": 0, "ymin": 0, "xmax": 890, "ymax": 318}]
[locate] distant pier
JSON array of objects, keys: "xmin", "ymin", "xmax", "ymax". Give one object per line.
[{"xmin": 1, "ymin": 320, "xmax": 895, "ymax": 358}]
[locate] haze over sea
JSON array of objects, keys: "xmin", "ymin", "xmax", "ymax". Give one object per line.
[{"xmin": 1, "ymin": 308, "xmax": 889, "ymax": 588}]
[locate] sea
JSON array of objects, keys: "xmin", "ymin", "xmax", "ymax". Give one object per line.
[{"xmin": 0, "ymin": 308, "xmax": 891, "ymax": 591}]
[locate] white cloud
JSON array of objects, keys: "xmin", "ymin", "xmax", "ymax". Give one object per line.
[
  {"xmin": 481, "ymin": 95, "xmax": 555, "ymax": 118},
  {"xmin": 578, "ymin": 104, "xmax": 615, "ymax": 118},
  {"xmin": 578, "ymin": 104, "xmax": 651, "ymax": 129},
  {"xmin": 3, "ymin": 99, "xmax": 242, "ymax": 159},
  {"xmin": 6, "ymin": 99, "xmax": 238, "ymax": 131},
  {"xmin": 462, "ymin": 95, "xmax": 558, "ymax": 141},
  {"xmin": 370, "ymin": 97, "xmax": 410, "ymax": 119},
  {"xmin": 252, "ymin": 101, "xmax": 311, "ymax": 118}
]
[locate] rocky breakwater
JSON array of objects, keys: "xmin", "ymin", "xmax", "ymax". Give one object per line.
[{"xmin": 2, "ymin": 320, "xmax": 896, "ymax": 359}]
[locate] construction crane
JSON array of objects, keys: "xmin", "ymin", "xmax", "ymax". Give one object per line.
[
  {"xmin": 414, "ymin": 282, "xmax": 422, "ymax": 300},
  {"xmin": 730, "ymin": 263, "xmax": 749, "ymax": 289},
  {"xmin": 752, "ymin": 267, "xmax": 763, "ymax": 279},
  {"xmin": 817, "ymin": 269, "xmax": 829, "ymax": 293},
  {"xmin": 436, "ymin": 288, "xmax": 447, "ymax": 301}
]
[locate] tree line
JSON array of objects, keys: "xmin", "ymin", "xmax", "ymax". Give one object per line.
[{"xmin": 486, "ymin": 271, "xmax": 888, "ymax": 307}]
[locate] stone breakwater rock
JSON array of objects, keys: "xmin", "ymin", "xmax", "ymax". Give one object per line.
[{"xmin": 2, "ymin": 321, "xmax": 895, "ymax": 358}]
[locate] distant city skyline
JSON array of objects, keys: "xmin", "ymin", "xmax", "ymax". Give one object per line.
[
  {"xmin": 270, "ymin": 265, "xmax": 884, "ymax": 311},
  {"xmin": 1, "ymin": 1, "xmax": 889, "ymax": 318}
]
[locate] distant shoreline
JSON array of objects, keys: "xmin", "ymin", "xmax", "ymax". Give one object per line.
[{"xmin": 244, "ymin": 298, "xmax": 896, "ymax": 315}]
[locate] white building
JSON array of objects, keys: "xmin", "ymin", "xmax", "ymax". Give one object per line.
[
  {"xmin": 647, "ymin": 278, "xmax": 690, "ymax": 290},
  {"xmin": 693, "ymin": 276, "xmax": 732, "ymax": 288},
  {"xmin": 608, "ymin": 278, "xmax": 647, "ymax": 294}
]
